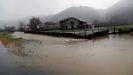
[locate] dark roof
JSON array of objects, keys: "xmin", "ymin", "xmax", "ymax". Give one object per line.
[{"xmin": 60, "ymin": 17, "xmax": 86, "ymax": 23}]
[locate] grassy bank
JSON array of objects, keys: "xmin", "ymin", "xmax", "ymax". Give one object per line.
[
  {"xmin": 111, "ymin": 24, "xmax": 133, "ymax": 31},
  {"xmin": 112, "ymin": 24, "xmax": 133, "ymax": 28},
  {"xmin": 0, "ymin": 32, "xmax": 24, "ymax": 47}
]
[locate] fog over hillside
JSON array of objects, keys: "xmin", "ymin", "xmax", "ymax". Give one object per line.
[
  {"xmin": 48, "ymin": 6, "xmax": 105, "ymax": 23},
  {"xmin": 106, "ymin": 0, "xmax": 133, "ymax": 24},
  {"xmin": 42, "ymin": 0, "xmax": 133, "ymax": 24},
  {"xmin": 0, "ymin": 0, "xmax": 133, "ymax": 27}
]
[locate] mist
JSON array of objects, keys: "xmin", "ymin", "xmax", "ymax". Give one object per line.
[
  {"xmin": 0, "ymin": 0, "xmax": 120, "ymax": 21},
  {"xmin": 0, "ymin": 0, "xmax": 133, "ymax": 28}
]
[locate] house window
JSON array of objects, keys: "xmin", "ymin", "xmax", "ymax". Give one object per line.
[
  {"xmin": 70, "ymin": 21, "xmax": 74, "ymax": 29},
  {"xmin": 70, "ymin": 21, "xmax": 74, "ymax": 25}
]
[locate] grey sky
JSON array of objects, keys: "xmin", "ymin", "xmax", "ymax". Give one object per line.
[{"xmin": 0, "ymin": 0, "xmax": 120, "ymax": 21}]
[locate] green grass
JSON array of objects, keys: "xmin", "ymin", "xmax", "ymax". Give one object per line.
[
  {"xmin": 111, "ymin": 24, "xmax": 133, "ymax": 31},
  {"xmin": 0, "ymin": 32, "xmax": 42, "ymax": 47},
  {"xmin": 0, "ymin": 32, "xmax": 24, "ymax": 47},
  {"xmin": 112, "ymin": 24, "xmax": 133, "ymax": 29}
]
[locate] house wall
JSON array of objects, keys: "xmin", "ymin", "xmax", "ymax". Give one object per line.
[{"xmin": 60, "ymin": 18, "xmax": 80, "ymax": 29}]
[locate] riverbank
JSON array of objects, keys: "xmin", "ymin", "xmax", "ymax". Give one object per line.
[
  {"xmin": 13, "ymin": 32, "xmax": 86, "ymax": 44},
  {"xmin": 24, "ymin": 25, "xmax": 133, "ymax": 39},
  {"xmin": 24, "ymin": 29, "xmax": 133, "ymax": 39},
  {"xmin": 25, "ymin": 28, "xmax": 109, "ymax": 39},
  {"xmin": 0, "ymin": 32, "xmax": 24, "ymax": 46}
]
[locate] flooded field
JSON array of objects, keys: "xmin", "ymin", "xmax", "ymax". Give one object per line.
[{"xmin": 1, "ymin": 32, "xmax": 133, "ymax": 75}]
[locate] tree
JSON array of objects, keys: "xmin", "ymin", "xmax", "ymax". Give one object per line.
[
  {"xmin": 4, "ymin": 26, "xmax": 16, "ymax": 32},
  {"xmin": 93, "ymin": 19, "xmax": 99, "ymax": 26},
  {"xmin": 0, "ymin": 28, "xmax": 4, "ymax": 32},
  {"xmin": 18, "ymin": 22, "xmax": 24, "ymax": 31},
  {"xmin": 109, "ymin": 15, "xmax": 128, "ymax": 26},
  {"xmin": 29, "ymin": 17, "xmax": 43, "ymax": 32}
]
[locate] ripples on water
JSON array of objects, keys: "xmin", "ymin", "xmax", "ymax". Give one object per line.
[{"xmin": 1, "ymin": 32, "xmax": 133, "ymax": 75}]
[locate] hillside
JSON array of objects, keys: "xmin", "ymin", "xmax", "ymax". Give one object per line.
[
  {"xmin": 46, "ymin": 6, "xmax": 105, "ymax": 23},
  {"xmin": 106, "ymin": 0, "xmax": 133, "ymax": 24}
]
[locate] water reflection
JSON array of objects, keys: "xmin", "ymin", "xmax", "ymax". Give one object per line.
[{"xmin": 1, "ymin": 32, "xmax": 133, "ymax": 75}]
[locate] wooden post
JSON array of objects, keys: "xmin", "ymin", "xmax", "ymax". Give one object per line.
[
  {"xmin": 84, "ymin": 27, "xmax": 86, "ymax": 36},
  {"xmin": 92, "ymin": 25, "xmax": 94, "ymax": 35}
]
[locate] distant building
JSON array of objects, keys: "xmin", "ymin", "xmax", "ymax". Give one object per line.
[
  {"xmin": 59, "ymin": 17, "xmax": 90, "ymax": 29},
  {"xmin": 24, "ymin": 24, "xmax": 31, "ymax": 32},
  {"xmin": 44, "ymin": 22, "xmax": 59, "ymax": 30}
]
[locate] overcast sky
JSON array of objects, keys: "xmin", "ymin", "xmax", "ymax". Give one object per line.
[{"xmin": 0, "ymin": 0, "xmax": 120, "ymax": 21}]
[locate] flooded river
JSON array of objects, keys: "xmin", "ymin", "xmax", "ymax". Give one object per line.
[{"xmin": 1, "ymin": 32, "xmax": 133, "ymax": 75}]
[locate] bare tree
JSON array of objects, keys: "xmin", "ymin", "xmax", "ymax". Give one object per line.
[
  {"xmin": 4, "ymin": 26, "xmax": 16, "ymax": 32},
  {"xmin": 109, "ymin": 15, "xmax": 128, "ymax": 26},
  {"xmin": 93, "ymin": 19, "xmax": 99, "ymax": 27},
  {"xmin": 18, "ymin": 22, "xmax": 24, "ymax": 31},
  {"xmin": 29, "ymin": 17, "xmax": 43, "ymax": 32}
]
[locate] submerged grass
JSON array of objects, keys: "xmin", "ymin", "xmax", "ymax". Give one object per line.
[
  {"xmin": 0, "ymin": 32, "xmax": 31, "ymax": 57},
  {"xmin": 0, "ymin": 32, "xmax": 42, "ymax": 57},
  {"xmin": 0, "ymin": 32, "xmax": 24, "ymax": 47},
  {"xmin": 0, "ymin": 32, "xmax": 41, "ymax": 47}
]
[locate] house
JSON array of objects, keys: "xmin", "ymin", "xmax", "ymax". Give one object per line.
[{"xmin": 59, "ymin": 17, "xmax": 88, "ymax": 29}]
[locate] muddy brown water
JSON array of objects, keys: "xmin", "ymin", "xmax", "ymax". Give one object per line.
[{"xmin": 1, "ymin": 32, "xmax": 133, "ymax": 75}]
